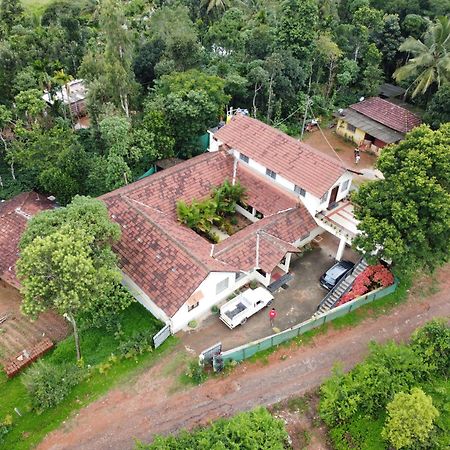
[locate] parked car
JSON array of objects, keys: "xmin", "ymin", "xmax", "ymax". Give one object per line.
[
  {"xmin": 319, "ymin": 260, "xmax": 354, "ymax": 290},
  {"xmin": 220, "ymin": 287, "xmax": 274, "ymax": 329}
]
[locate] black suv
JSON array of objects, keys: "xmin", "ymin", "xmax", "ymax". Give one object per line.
[{"xmin": 319, "ymin": 260, "xmax": 355, "ymax": 290}]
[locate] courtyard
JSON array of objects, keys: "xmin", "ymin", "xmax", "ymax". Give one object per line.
[{"xmin": 181, "ymin": 233, "xmax": 360, "ymax": 354}]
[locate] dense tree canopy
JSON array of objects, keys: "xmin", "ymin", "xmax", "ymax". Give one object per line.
[
  {"xmin": 352, "ymin": 124, "xmax": 450, "ymax": 275},
  {"xmin": 18, "ymin": 196, "xmax": 123, "ymax": 359}
]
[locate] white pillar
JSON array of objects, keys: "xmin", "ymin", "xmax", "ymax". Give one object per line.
[{"xmin": 336, "ymin": 238, "xmax": 346, "ymax": 261}]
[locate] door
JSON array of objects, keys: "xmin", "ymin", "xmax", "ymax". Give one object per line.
[{"xmin": 328, "ymin": 185, "xmax": 339, "ymax": 208}]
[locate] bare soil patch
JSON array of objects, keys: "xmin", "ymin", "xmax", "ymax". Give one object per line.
[{"xmin": 0, "ymin": 280, "xmax": 70, "ymax": 364}]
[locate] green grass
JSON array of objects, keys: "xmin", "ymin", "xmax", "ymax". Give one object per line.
[{"xmin": 0, "ymin": 302, "xmax": 176, "ymax": 450}]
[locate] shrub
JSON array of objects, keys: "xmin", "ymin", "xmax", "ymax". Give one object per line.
[
  {"xmin": 229, "ymin": 215, "xmax": 238, "ymax": 226},
  {"xmin": 382, "ymin": 388, "xmax": 439, "ymax": 449},
  {"xmin": 211, "ymin": 305, "xmax": 219, "ymax": 314},
  {"xmin": 337, "ymin": 264, "xmax": 394, "ymax": 306},
  {"xmin": 320, "ymin": 342, "xmax": 427, "ymax": 426},
  {"xmin": 188, "ymin": 320, "xmax": 197, "ymax": 329},
  {"xmin": 117, "ymin": 330, "xmax": 154, "ymax": 359},
  {"xmin": 0, "ymin": 415, "xmax": 12, "ymax": 445},
  {"xmin": 411, "ymin": 320, "xmax": 450, "ymax": 375},
  {"xmin": 135, "ymin": 407, "xmax": 288, "ymax": 449},
  {"xmin": 184, "ymin": 360, "xmax": 207, "ymax": 385},
  {"xmin": 22, "ymin": 361, "xmax": 85, "ymax": 413}
]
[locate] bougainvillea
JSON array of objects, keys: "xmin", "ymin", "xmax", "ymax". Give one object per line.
[{"xmin": 336, "ymin": 265, "xmax": 394, "ymax": 306}]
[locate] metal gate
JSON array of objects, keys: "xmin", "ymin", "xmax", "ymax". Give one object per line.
[
  {"xmin": 153, "ymin": 324, "xmax": 171, "ymax": 348},
  {"xmin": 199, "ymin": 342, "xmax": 222, "ymax": 366}
]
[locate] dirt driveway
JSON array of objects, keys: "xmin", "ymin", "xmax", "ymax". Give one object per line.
[
  {"xmin": 38, "ymin": 265, "xmax": 450, "ymax": 450},
  {"xmin": 182, "ymin": 234, "xmax": 359, "ymax": 354}
]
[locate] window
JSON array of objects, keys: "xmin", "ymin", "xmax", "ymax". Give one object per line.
[
  {"xmin": 187, "ymin": 302, "xmax": 199, "ymax": 312},
  {"xmin": 216, "ymin": 278, "xmax": 229, "ymax": 295},
  {"xmin": 239, "ymin": 153, "xmax": 249, "ymax": 163},
  {"xmin": 256, "ymin": 268, "xmax": 266, "ymax": 277},
  {"xmin": 236, "ymin": 272, "xmax": 246, "ymax": 281},
  {"xmin": 341, "ymin": 180, "xmax": 350, "ymax": 192},
  {"xmin": 294, "ymin": 185, "xmax": 306, "ymax": 197},
  {"xmin": 266, "ymin": 168, "xmax": 277, "ymax": 179},
  {"xmin": 320, "ymin": 192, "xmax": 328, "ymax": 204},
  {"xmin": 347, "ymin": 123, "xmax": 356, "ymax": 133},
  {"xmin": 255, "ymin": 210, "xmax": 264, "ymax": 219}
]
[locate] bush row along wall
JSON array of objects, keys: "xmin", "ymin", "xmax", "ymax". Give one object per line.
[{"xmin": 220, "ymin": 280, "xmax": 398, "ymax": 363}]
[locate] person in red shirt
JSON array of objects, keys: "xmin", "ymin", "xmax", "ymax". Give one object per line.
[{"xmin": 269, "ymin": 307, "xmax": 277, "ymax": 327}]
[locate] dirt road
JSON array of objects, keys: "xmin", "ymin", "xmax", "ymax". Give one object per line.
[{"xmin": 38, "ymin": 268, "xmax": 450, "ymax": 450}]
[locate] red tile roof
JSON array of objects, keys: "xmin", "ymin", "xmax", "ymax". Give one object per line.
[
  {"xmin": 102, "ymin": 152, "xmax": 315, "ymax": 317},
  {"xmin": 350, "ymin": 97, "xmax": 421, "ymax": 134},
  {"xmin": 236, "ymin": 165, "xmax": 299, "ymax": 216},
  {"xmin": 214, "ymin": 206, "xmax": 317, "ymax": 273},
  {"xmin": 214, "ymin": 114, "xmax": 346, "ymax": 198},
  {"xmin": 0, "ymin": 192, "xmax": 54, "ymax": 288}
]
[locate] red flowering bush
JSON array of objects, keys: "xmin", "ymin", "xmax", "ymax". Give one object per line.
[{"xmin": 336, "ymin": 264, "xmax": 394, "ymax": 307}]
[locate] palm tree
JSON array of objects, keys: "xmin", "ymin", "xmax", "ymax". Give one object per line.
[
  {"xmin": 201, "ymin": 0, "xmax": 231, "ymax": 14},
  {"xmin": 394, "ymin": 16, "xmax": 450, "ymax": 97}
]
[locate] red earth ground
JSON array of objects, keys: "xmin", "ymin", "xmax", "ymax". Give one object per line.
[
  {"xmin": 0, "ymin": 281, "xmax": 70, "ymax": 365},
  {"xmin": 38, "ymin": 266, "xmax": 450, "ymax": 450}
]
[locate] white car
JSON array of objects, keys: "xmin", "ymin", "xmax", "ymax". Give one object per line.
[{"xmin": 219, "ymin": 287, "xmax": 274, "ymax": 329}]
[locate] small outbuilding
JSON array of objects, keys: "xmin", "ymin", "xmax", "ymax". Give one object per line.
[{"xmin": 335, "ymin": 97, "xmax": 421, "ymax": 155}]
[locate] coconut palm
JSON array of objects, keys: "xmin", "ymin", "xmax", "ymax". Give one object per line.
[
  {"xmin": 53, "ymin": 69, "xmax": 74, "ymax": 122},
  {"xmin": 201, "ymin": 0, "xmax": 231, "ymax": 14},
  {"xmin": 394, "ymin": 16, "xmax": 450, "ymax": 97}
]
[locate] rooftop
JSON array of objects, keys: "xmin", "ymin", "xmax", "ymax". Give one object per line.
[
  {"xmin": 0, "ymin": 192, "xmax": 54, "ymax": 288},
  {"xmin": 214, "ymin": 114, "xmax": 347, "ymax": 198},
  {"xmin": 102, "ymin": 151, "xmax": 310, "ymax": 317},
  {"xmin": 42, "ymin": 79, "xmax": 87, "ymax": 106},
  {"xmin": 349, "ymin": 97, "xmax": 421, "ymax": 134}
]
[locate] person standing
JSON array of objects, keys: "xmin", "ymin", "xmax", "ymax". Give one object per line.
[
  {"xmin": 354, "ymin": 149, "xmax": 361, "ymax": 165},
  {"xmin": 269, "ymin": 307, "xmax": 277, "ymax": 327}
]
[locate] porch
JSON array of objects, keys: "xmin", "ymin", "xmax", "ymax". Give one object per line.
[{"xmin": 315, "ymin": 200, "xmax": 360, "ymax": 261}]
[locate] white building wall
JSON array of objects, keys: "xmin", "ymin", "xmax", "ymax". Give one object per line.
[
  {"xmin": 122, "ymin": 274, "xmax": 170, "ymax": 325},
  {"xmin": 170, "ymin": 271, "xmax": 251, "ymax": 333}
]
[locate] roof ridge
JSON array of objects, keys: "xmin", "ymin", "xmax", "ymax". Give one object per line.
[
  {"xmin": 233, "ymin": 115, "xmax": 346, "ymax": 168},
  {"xmin": 101, "ymin": 152, "xmax": 228, "ymax": 200},
  {"xmin": 124, "ymin": 196, "xmax": 213, "ymax": 273},
  {"xmin": 213, "ymin": 207, "xmax": 296, "ymax": 257}
]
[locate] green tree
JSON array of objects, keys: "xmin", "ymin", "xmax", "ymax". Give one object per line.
[
  {"xmin": 201, "ymin": 0, "xmax": 230, "ymax": 15},
  {"xmin": 0, "ymin": 0, "xmax": 23, "ymax": 32},
  {"xmin": 146, "ymin": 69, "xmax": 229, "ymax": 156},
  {"xmin": 361, "ymin": 43, "xmax": 384, "ymax": 96},
  {"xmin": 14, "ymin": 89, "xmax": 46, "ymax": 124},
  {"xmin": 80, "ymin": 0, "xmax": 138, "ymax": 118},
  {"xmin": 18, "ymin": 196, "xmax": 122, "ymax": 360},
  {"xmin": 394, "ymin": 16, "xmax": 450, "ymax": 97},
  {"xmin": 6, "ymin": 123, "xmax": 86, "ymax": 204},
  {"xmin": 352, "ymin": 124, "xmax": 450, "ymax": 275},
  {"xmin": 276, "ymin": 0, "xmax": 318, "ymax": 60},
  {"xmin": 423, "ymin": 85, "xmax": 450, "ymax": 129},
  {"xmin": 382, "ymin": 388, "xmax": 439, "ymax": 449}
]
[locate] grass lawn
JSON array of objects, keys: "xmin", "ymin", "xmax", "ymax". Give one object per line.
[{"xmin": 0, "ymin": 302, "xmax": 176, "ymax": 450}]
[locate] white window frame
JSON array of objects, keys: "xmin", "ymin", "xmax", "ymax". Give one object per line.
[
  {"xmin": 294, "ymin": 185, "xmax": 306, "ymax": 197},
  {"xmin": 320, "ymin": 192, "xmax": 328, "ymax": 204},
  {"xmin": 341, "ymin": 179, "xmax": 350, "ymax": 192},
  {"xmin": 266, "ymin": 168, "xmax": 277, "ymax": 179},
  {"xmin": 239, "ymin": 153, "xmax": 249, "ymax": 163},
  {"xmin": 216, "ymin": 278, "xmax": 229, "ymax": 295}
]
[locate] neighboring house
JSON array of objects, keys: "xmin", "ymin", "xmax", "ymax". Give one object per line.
[
  {"xmin": 102, "ymin": 114, "xmax": 357, "ymax": 333},
  {"xmin": 42, "ymin": 79, "xmax": 87, "ymax": 119},
  {"xmin": 335, "ymin": 97, "xmax": 421, "ymax": 155},
  {"xmin": 0, "ymin": 192, "xmax": 54, "ymax": 289}
]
